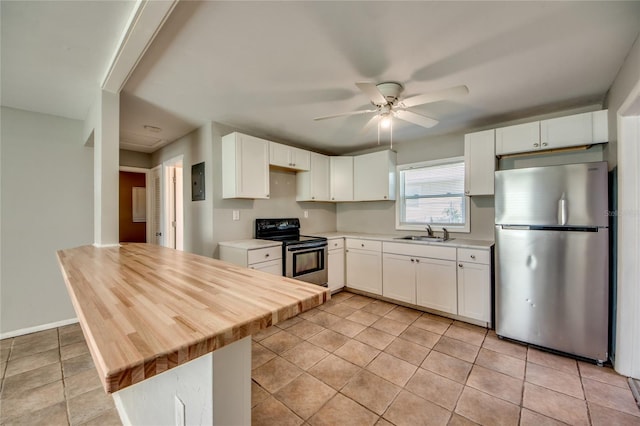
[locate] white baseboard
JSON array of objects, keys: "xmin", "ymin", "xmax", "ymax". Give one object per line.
[{"xmin": 0, "ymin": 318, "xmax": 79, "ymax": 340}]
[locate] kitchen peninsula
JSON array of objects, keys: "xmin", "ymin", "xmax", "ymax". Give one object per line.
[{"xmin": 56, "ymin": 243, "xmax": 329, "ymax": 425}]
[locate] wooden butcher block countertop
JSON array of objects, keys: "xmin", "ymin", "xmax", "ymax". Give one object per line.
[{"xmin": 56, "ymin": 243, "xmax": 329, "ymax": 393}]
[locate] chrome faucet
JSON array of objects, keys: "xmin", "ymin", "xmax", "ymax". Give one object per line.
[
  {"xmin": 442, "ymin": 227, "xmax": 449, "ymax": 241},
  {"xmin": 425, "ymin": 224, "xmax": 434, "ymax": 237}
]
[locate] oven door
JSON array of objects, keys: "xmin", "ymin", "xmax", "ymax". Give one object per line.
[{"xmin": 286, "ymin": 242, "xmax": 328, "ymax": 287}]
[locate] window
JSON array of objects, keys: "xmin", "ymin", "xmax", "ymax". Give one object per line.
[{"xmin": 396, "ymin": 157, "xmax": 470, "ymax": 232}]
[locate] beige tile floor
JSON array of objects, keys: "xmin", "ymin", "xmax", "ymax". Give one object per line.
[{"xmin": 2, "ymin": 291, "xmax": 639, "ymax": 425}]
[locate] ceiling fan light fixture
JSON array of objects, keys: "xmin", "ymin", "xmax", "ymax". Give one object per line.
[{"xmin": 380, "ymin": 114, "xmax": 391, "ymax": 129}]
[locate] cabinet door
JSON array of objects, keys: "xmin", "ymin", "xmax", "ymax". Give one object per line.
[
  {"xmin": 457, "ymin": 262, "xmax": 490, "ymax": 322},
  {"xmin": 296, "ymin": 153, "xmax": 330, "ymax": 201},
  {"xmin": 495, "ymin": 122, "xmax": 540, "ymax": 155},
  {"xmin": 291, "ymin": 147, "xmax": 311, "ymax": 171},
  {"xmin": 540, "ymin": 112, "xmax": 593, "ymax": 149},
  {"xmin": 330, "ymin": 156, "xmax": 354, "ymax": 201},
  {"xmin": 222, "ymin": 133, "xmax": 270, "ymax": 199},
  {"xmin": 353, "ymin": 151, "xmax": 396, "ymax": 201},
  {"xmin": 415, "ymin": 258, "xmax": 457, "ymax": 314},
  {"xmin": 464, "ymin": 129, "xmax": 495, "ymax": 196},
  {"xmin": 382, "ymin": 253, "xmax": 416, "ymax": 304},
  {"xmin": 328, "ymin": 248, "xmax": 345, "ymax": 291},
  {"xmin": 346, "ymin": 248, "xmax": 382, "ymax": 295},
  {"xmin": 269, "ymin": 142, "xmax": 291, "ymax": 168}
]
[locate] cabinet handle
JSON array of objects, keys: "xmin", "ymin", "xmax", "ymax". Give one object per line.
[
  {"xmin": 533, "ymin": 143, "xmax": 539, "ymax": 147},
  {"xmin": 411, "ymin": 258, "xmax": 415, "ymax": 262},
  {"xmin": 384, "ymin": 195, "xmax": 387, "ymax": 199},
  {"xmin": 265, "ymin": 253, "xmax": 269, "ymax": 257},
  {"xmin": 334, "ymin": 243, "xmax": 338, "ymax": 247},
  {"xmin": 465, "ymin": 190, "xmax": 470, "ymax": 195},
  {"xmin": 470, "ymin": 255, "xmax": 476, "ymax": 259},
  {"xmin": 361, "ymin": 243, "xmax": 364, "ymax": 247},
  {"xmin": 416, "ymin": 259, "xmax": 420, "ymax": 263},
  {"xmin": 311, "ymin": 196, "xmax": 315, "ymax": 200},
  {"xmin": 266, "ymin": 194, "xmax": 270, "ymax": 198},
  {"xmin": 345, "ymin": 249, "xmax": 349, "ymax": 253},
  {"xmin": 458, "ymin": 264, "xmax": 463, "ymax": 268},
  {"xmin": 332, "ymin": 197, "xmax": 335, "ymax": 200},
  {"xmin": 542, "ymin": 143, "xmax": 548, "ymax": 147}
]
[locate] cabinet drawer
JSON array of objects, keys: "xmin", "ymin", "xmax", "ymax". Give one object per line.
[
  {"xmin": 457, "ymin": 248, "xmax": 490, "ymax": 265},
  {"xmin": 346, "ymin": 238, "xmax": 381, "ymax": 252},
  {"xmin": 248, "ymin": 246, "xmax": 282, "ymax": 265},
  {"xmin": 328, "ymin": 238, "xmax": 344, "ymax": 250},
  {"xmin": 383, "ymin": 242, "xmax": 456, "ymax": 261}
]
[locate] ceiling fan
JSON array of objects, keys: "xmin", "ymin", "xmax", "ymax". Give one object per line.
[{"xmin": 314, "ymin": 82, "xmax": 469, "ymax": 132}]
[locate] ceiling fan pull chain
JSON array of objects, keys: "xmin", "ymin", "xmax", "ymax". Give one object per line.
[
  {"xmin": 390, "ymin": 116, "xmax": 393, "ymax": 149},
  {"xmin": 377, "ymin": 118, "xmax": 380, "ymax": 145}
]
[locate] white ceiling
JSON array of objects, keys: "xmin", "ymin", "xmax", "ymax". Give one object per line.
[{"xmin": 3, "ymin": 2, "xmax": 640, "ymax": 155}]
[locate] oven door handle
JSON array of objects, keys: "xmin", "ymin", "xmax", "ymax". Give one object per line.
[{"xmin": 287, "ymin": 242, "xmax": 328, "ymax": 252}]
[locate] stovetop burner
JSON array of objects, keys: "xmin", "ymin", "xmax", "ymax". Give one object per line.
[{"xmin": 255, "ymin": 218, "xmax": 326, "ymax": 245}]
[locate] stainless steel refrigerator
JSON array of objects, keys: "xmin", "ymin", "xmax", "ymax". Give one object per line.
[{"xmin": 495, "ymin": 161, "xmax": 609, "ymax": 363}]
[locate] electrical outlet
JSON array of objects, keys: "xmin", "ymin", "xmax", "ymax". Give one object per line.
[
  {"xmin": 304, "ymin": 210, "xmax": 309, "ymax": 218},
  {"xmin": 174, "ymin": 395, "xmax": 185, "ymax": 426},
  {"xmin": 232, "ymin": 210, "xmax": 240, "ymax": 221}
]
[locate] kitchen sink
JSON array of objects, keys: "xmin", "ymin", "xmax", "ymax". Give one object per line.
[{"xmin": 394, "ymin": 235, "xmax": 453, "ymax": 243}]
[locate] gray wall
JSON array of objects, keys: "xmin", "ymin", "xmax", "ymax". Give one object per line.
[
  {"xmin": 1, "ymin": 107, "xmax": 93, "ymax": 335},
  {"xmin": 151, "ymin": 122, "xmax": 338, "ymax": 258},
  {"xmin": 120, "ymin": 149, "xmax": 152, "ymax": 168},
  {"xmin": 336, "ymin": 133, "xmax": 496, "ymax": 241}
]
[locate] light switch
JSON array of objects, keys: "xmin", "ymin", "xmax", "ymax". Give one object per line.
[
  {"xmin": 232, "ymin": 210, "xmax": 240, "ymax": 221},
  {"xmin": 303, "ymin": 210, "xmax": 309, "ymax": 218}
]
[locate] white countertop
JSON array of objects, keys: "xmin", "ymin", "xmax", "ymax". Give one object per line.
[
  {"xmin": 312, "ymin": 231, "xmax": 494, "ymax": 250},
  {"xmin": 218, "ymin": 239, "xmax": 282, "ymax": 250},
  {"xmin": 218, "ymin": 233, "xmax": 493, "ymax": 250}
]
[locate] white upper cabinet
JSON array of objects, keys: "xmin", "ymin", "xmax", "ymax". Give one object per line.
[
  {"xmin": 464, "ymin": 129, "xmax": 495, "ymax": 196},
  {"xmin": 330, "ymin": 156, "xmax": 354, "ymax": 202},
  {"xmin": 496, "ymin": 110, "xmax": 608, "ymax": 156},
  {"xmin": 353, "ymin": 150, "xmax": 396, "ymax": 201},
  {"xmin": 540, "ymin": 110, "xmax": 609, "ymax": 148},
  {"xmin": 222, "ymin": 132, "xmax": 270, "ymax": 199},
  {"xmin": 296, "ymin": 152, "xmax": 330, "ymax": 201},
  {"xmin": 269, "ymin": 142, "xmax": 310, "ymax": 171},
  {"xmin": 495, "ymin": 122, "xmax": 540, "ymax": 155}
]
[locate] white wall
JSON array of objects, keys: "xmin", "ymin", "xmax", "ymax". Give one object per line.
[{"xmin": 1, "ymin": 107, "xmax": 93, "ymax": 335}]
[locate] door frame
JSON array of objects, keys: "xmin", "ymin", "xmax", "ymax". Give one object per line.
[
  {"xmin": 614, "ymin": 77, "xmax": 640, "ymax": 379},
  {"xmin": 162, "ymin": 155, "xmax": 184, "ymax": 251},
  {"xmin": 119, "ymin": 166, "xmax": 152, "ymax": 243}
]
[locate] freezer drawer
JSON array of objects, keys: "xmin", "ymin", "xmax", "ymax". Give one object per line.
[{"xmin": 495, "ymin": 226, "xmax": 608, "ymax": 362}]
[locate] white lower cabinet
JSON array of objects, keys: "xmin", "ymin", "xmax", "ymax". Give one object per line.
[
  {"xmin": 382, "ymin": 254, "xmax": 416, "ymax": 304},
  {"xmin": 416, "ymin": 258, "xmax": 457, "ymax": 314},
  {"xmin": 327, "ymin": 238, "xmax": 345, "ymax": 292},
  {"xmin": 219, "ymin": 243, "xmax": 283, "ymax": 276},
  {"xmin": 380, "ymin": 241, "xmax": 491, "ymax": 324},
  {"xmin": 457, "ymin": 249, "xmax": 491, "ymax": 322},
  {"xmin": 346, "ymin": 239, "xmax": 382, "ymax": 295}
]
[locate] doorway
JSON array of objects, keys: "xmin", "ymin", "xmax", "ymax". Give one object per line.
[
  {"xmin": 119, "ymin": 168, "xmax": 149, "ymax": 243},
  {"xmin": 163, "ymin": 156, "xmax": 184, "ymax": 251}
]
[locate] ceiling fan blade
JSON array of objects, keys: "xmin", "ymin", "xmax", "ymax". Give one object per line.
[
  {"xmin": 395, "ymin": 110, "xmax": 439, "ymax": 128},
  {"xmin": 355, "ymin": 82, "xmax": 387, "ymax": 106},
  {"xmin": 360, "ymin": 114, "xmax": 380, "ymax": 134},
  {"xmin": 313, "ymin": 109, "xmax": 376, "ymax": 121},
  {"xmin": 400, "ymin": 85, "xmax": 469, "ymax": 108}
]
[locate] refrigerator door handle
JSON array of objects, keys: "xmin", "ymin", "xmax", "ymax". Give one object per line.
[
  {"xmin": 558, "ymin": 198, "xmax": 568, "ymax": 225},
  {"xmin": 501, "ymin": 225, "xmax": 531, "ymax": 230}
]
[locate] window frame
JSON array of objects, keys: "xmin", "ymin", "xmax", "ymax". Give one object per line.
[{"xmin": 395, "ymin": 156, "xmax": 471, "ymax": 233}]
